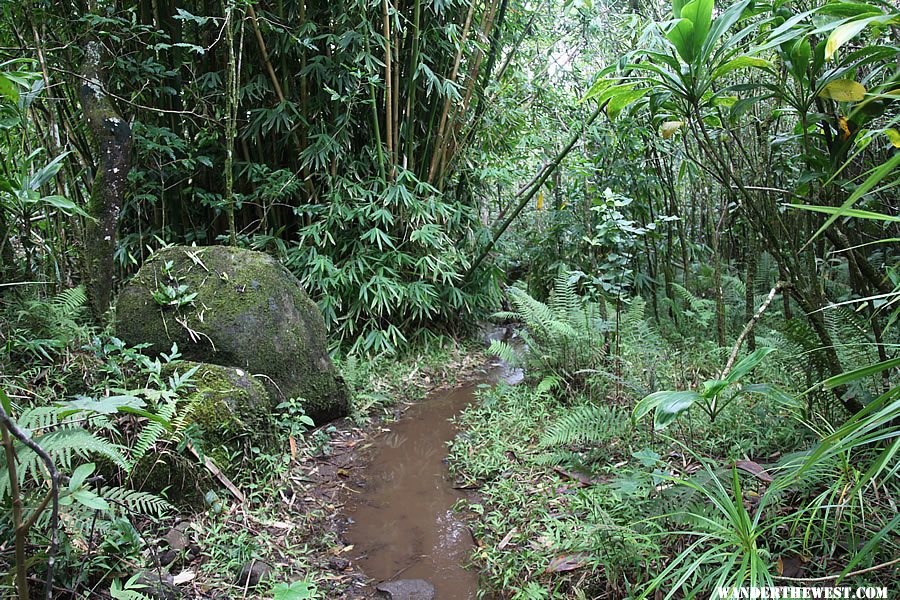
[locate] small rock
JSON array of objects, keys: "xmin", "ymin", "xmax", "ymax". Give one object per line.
[
  {"xmin": 375, "ymin": 579, "xmax": 435, "ymax": 600},
  {"xmin": 157, "ymin": 549, "xmax": 178, "ymax": 567},
  {"xmin": 234, "ymin": 560, "xmax": 271, "ymax": 588},
  {"xmin": 133, "ymin": 571, "xmax": 180, "ymax": 600},
  {"xmin": 162, "ymin": 522, "xmax": 190, "ymax": 551}
]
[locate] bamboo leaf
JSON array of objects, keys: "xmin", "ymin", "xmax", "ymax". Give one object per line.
[{"xmin": 787, "ymin": 204, "xmax": 900, "ymax": 222}]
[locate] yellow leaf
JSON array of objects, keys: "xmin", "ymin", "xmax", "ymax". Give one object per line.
[
  {"xmin": 819, "ymin": 79, "xmax": 867, "ymax": 102},
  {"xmin": 825, "ymin": 20, "xmax": 869, "ymax": 61},
  {"xmin": 660, "ymin": 121, "xmax": 684, "ymax": 139},
  {"xmin": 838, "ymin": 116, "xmax": 851, "ymax": 140},
  {"xmin": 886, "ymin": 129, "xmax": 900, "ymax": 148},
  {"xmin": 537, "ymin": 191, "xmax": 543, "ymax": 210}
]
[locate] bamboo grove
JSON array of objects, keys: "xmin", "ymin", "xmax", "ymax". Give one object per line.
[{"xmin": 1, "ymin": 0, "xmax": 528, "ymax": 353}]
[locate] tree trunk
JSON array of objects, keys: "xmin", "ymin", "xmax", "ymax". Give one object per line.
[
  {"xmin": 79, "ymin": 41, "xmax": 132, "ymax": 319},
  {"xmin": 744, "ymin": 239, "xmax": 757, "ymax": 351}
]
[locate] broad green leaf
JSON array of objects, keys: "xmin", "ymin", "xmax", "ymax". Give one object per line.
[
  {"xmin": 0, "ymin": 74, "xmax": 17, "ymax": 104},
  {"xmin": 654, "ymin": 391, "xmax": 700, "ymax": 429},
  {"xmin": 69, "ymin": 463, "xmax": 95, "ymax": 491},
  {"xmin": 583, "ymin": 78, "xmax": 615, "ymax": 102},
  {"xmin": 819, "ymin": 79, "xmax": 867, "ymax": 102},
  {"xmin": 71, "ymin": 489, "xmax": 111, "ymax": 511},
  {"xmin": 724, "ymin": 347, "xmax": 776, "ymax": 384},
  {"xmin": 272, "ymin": 581, "xmax": 318, "ymax": 600},
  {"xmin": 826, "ymin": 19, "xmax": 869, "ymax": 60},
  {"xmin": 667, "ymin": 18, "xmax": 695, "ymax": 62},
  {"xmin": 788, "ymin": 39, "xmax": 811, "ymax": 81},
  {"xmin": 593, "ymin": 82, "xmax": 639, "ymax": 105},
  {"xmin": 681, "ymin": 0, "xmax": 713, "ymax": 61},
  {"xmin": 702, "ymin": 379, "xmax": 729, "ymax": 398},
  {"xmin": 711, "ymin": 56, "xmax": 771, "ymax": 80},
  {"xmin": 0, "ymin": 387, "xmax": 11, "ymax": 414},
  {"xmin": 633, "ymin": 448, "xmax": 662, "ymax": 467},
  {"xmin": 43, "ymin": 195, "xmax": 90, "ymax": 218},
  {"xmin": 817, "ymin": 2, "xmax": 885, "ymax": 18},
  {"xmin": 823, "ymin": 14, "xmax": 897, "ymax": 60},
  {"xmin": 633, "ymin": 390, "xmax": 700, "ymax": 429},
  {"xmin": 606, "ymin": 88, "xmax": 648, "ymax": 120}
]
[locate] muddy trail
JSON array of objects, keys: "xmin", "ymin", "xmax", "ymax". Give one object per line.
[{"xmin": 344, "ymin": 360, "xmax": 523, "ymax": 598}]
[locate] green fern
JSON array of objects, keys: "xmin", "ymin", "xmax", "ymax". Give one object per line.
[
  {"xmin": 671, "ymin": 283, "xmax": 714, "ymax": 326},
  {"xmin": 101, "ymin": 487, "xmax": 172, "ymax": 517},
  {"xmin": 492, "ymin": 272, "xmax": 606, "ymax": 386},
  {"xmin": 539, "ymin": 404, "xmax": 630, "ymax": 448},
  {"xmin": 51, "ymin": 285, "xmax": 87, "ymax": 315},
  {"xmin": 0, "ymin": 405, "xmax": 127, "ymax": 503}
]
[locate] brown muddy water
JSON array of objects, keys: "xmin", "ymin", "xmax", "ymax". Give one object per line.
[{"xmin": 345, "ymin": 360, "xmax": 523, "ymax": 599}]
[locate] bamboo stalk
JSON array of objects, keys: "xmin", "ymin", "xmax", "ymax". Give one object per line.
[
  {"xmin": 404, "ymin": 0, "xmax": 421, "ymax": 168},
  {"xmin": 247, "ymin": 3, "xmax": 285, "ymax": 101},
  {"xmin": 464, "ymin": 106, "xmax": 602, "ymax": 279},
  {"xmin": 426, "ymin": 0, "xmax": 477, "ymax": 184},
  {"xmin": 383, "ymin": 0, "xmax": 394, "ymax": 173}
]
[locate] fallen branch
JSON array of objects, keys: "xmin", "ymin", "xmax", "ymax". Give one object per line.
[
  {"xmin": 721, "ymin": 282, "xmax": 787, "ymax": 378},
  {"xmin": 464, "ymin": 105, "xmax": 602, "ymax": 280},
  {"xmin": 187, "ymin": 443, "xmax": 246, "ymax": 503}
]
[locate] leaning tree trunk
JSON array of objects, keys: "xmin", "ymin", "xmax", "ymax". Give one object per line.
[{"xmin": 79, "ymin": 41, "xmax": 132, "ymax": 319}]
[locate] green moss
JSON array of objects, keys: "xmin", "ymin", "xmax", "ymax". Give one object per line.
[
  {"xmin": 164, "ymin": 361, "xmax": 275, "ymax": 450},
  {"xmin": 130, "ymin": 452, "xmax": 210, "ymax": 510}
]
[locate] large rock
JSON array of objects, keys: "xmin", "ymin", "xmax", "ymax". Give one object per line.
[
  {"xmin": 166, "ymin": 361, "xmax": 275, "ymax": 451},
  {"xmin": 375, "ymin": 579, "xmax": 435, "ymax": 600},
  {"xmin": 116, "ymin": 245, "xmax": 348, "ymax": 423},
  {"xmin": 130, "ymin": 361, "xmax": 272, "ymax": 508}
]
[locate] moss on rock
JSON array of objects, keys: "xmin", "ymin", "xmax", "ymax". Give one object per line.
[
  {"xmin": 166, "ymin": 361, "xmax": 275, "ymax": 450},
  {"xmin": 130, "ymin": 361, "xmax": 274, "ymax": 509},
  {"xmin": 115, "ymin": 246, "xmax": 349, "ymax": 423}
]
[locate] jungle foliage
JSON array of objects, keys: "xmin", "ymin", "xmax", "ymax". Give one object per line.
[{"xmin": 1, "ymin": 0, "xmax": 899, "ymax": 597}]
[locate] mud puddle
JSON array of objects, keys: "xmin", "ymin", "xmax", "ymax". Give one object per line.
[{"xmin": 345, "ymin": 360, "xmax": 522, "ymax": 598}]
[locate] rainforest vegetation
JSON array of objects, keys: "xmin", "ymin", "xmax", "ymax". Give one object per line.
[{"xmin": 1, "ymin": 0, "xmax": 898, "ymax": 597}]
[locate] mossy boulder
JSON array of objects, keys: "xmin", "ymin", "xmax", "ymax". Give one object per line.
[
  {"xmin": 167, "ymin": 361, "xmax": 275, "ymax": 451},
  {"xmin": 116, "ymin": 245, "xmax": 349, "ymax": 423},
  {"xmin": 131, "ymin": 361, "xmax": 274, "ymax": 509}
]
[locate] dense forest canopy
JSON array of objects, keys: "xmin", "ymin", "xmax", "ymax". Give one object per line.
[{"xmin": 0, "ymin": 0, "xmax": 898, "ymax": 597}]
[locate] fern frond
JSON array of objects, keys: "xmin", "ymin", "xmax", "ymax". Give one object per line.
[
  {"xmin": 101, "ymin": 486, "xmax": 172, "ymax": 517},
  {"xmin": 51, "ymin": 285, "xmax": 87, "ymax": 317},
  {"xmin": 539, "ymin": 404, "xmax": 629, "ymax": 448},
  {"xmin": 0, "ymin": 428, "xmax": 126, "ymax": 502},
  {"xmin": 487, "ymin": 340, "xmax": 519, "ymax": 365}
]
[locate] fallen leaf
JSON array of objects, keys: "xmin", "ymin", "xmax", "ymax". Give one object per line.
[
  {"xmin": 546, "ymin": 554, "xmax": 586, "ymax": 573},
  {"xmin": 173, "ymin": 570, "xmax": 195, "ymax": 585},
  {"xmin": 735, "ymin": 460, "xmax": 774, "ymax": 483},
  {"xmin": 497, "ymin": 528, "xmax": 518, "ymax": 550}
]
